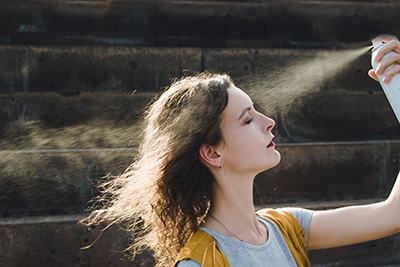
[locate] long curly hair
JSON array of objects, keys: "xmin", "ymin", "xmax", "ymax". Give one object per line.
[{"xmin": 82, "ymin": 72, "xmax": 232, "ymax": 266}]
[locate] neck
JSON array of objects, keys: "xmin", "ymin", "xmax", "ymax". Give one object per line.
[
  {"xmin": 203, "ymin": 171, "xmax": 267, "ymax": 245},
  {"xmin": 210, "ymin": 173, "xmax": 256, "ymax": 220}
]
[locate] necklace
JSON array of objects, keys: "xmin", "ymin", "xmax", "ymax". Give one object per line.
[{"xmin": 209, "ymin": 214, "xmax": 244, "ymax": 242}]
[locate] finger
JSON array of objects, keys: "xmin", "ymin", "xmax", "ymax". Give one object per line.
[
  {"xmin": 372, "ymin": 34, "xmax": 399, "ymax": 43},
  {"xmin": 375, "ymin": 53, "xmax": 400, "ymax": 75},
  {"xmin": 374, "ymin": 41, "xmax": 400, "ymax": 63},
  {"xmin": 373, "ymin": 39, "xmax": 400, "ymax": 62},
  {"xmin": 382, "ymin": 64, "xmax": 400, "ymax": 83},
  {"xmin": 386, "ymin": 39, "xmax": 400, "ymax": 54},
  {"xmin": 368, "ymin": 69, "xmax": 379, "ymax": 82}
]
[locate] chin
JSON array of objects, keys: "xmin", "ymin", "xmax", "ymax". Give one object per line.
[{"xmin": 264, "ymin": 150, "xmax": 281, "ymax": 171}]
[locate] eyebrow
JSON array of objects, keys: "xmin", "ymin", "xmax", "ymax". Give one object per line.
[{"xmin": 238, "ymin": 107, "xmax": 251, "ymax": 120}]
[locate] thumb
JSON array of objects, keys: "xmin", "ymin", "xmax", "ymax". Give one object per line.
[{"xmin": 368, "ymin": 69, "xmax": 379, "ymax": 82}]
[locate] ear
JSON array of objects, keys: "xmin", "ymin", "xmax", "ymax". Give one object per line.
[{"xmin": 199, "ymin": 144, "xmax": 222, "ymax": 169}]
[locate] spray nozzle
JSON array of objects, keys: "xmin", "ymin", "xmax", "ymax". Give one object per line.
[{"xmin": 372, "ymin": 40, "xmax": 384, "ymax": 52}]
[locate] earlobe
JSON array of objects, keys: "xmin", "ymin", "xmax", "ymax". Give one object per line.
[{"xmin": 199, "ymin": 144, "xmax": 222, "ymax": 169}]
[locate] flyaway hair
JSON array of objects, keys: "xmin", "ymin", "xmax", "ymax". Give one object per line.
[{"xmin": 81, "ymin": 72, "xmax": 232, "ymax": 266}]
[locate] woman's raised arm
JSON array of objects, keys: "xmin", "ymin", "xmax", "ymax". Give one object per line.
[
  {"xmin": 307, "ymin": 171, "xmax": 400, "ymax": 250},
  {"xmin": 308, "ymin": 35, "xmax": 400, "ymax": 250}
]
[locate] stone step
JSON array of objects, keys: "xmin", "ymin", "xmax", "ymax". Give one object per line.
[
  {"xmin": 1, "ymin": 88, "xmax": 400, "ymax": 150},
  {"xmin": 307, "ymin": 233, "xmax": 400, "ymax": 267},
  {"xmin": 0, "ymin": 92, "xmax": 154, "ymax": 150},
  {"xmin": 256, "ymin": 141, "xmax": 400, "ymax": 205},
  {"xmin": 1, "ymin": 141, "xmax": 399, "ymax": 217},
  {"xmin": 1, "ymin": 0, "xmax": 399, "ymax": 48},
  {"xmin": 0, "ymin": 148, "xmax": 136, "ymax": 217},
  {"xmin": 3, "ymin": 46, "xmax": 399, "ymax": 145},
  {"xmin": 0, "ymin": 214, "xmax": 153, "ymax": 267},
  {"xmin": 1, "ymin": 45, "xmax": 379, "ymax": 94},
  {"xmin": 1, "ymin": 199, "xmax": 400, "ymax": 267},
  {"xmin": 256, "ymin": 198, "xmax": 386, "ymax": 211},
  {"xmin": 0, "ymin": 46, "xmax": 201, "ymax": 93}
]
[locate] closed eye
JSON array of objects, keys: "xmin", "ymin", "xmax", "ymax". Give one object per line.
[{"xmin": 245, "ymin": 117, "xmax": 254, "ymax": 124}]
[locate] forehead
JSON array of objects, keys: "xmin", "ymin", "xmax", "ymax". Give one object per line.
[{"xmin": 222, "ymin": 85, "xmax": 252, "ymax": 121}]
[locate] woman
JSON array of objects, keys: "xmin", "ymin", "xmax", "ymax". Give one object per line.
[{"xmin": 83, "ymin": 35, "xmax": 400, "ymax": 267}]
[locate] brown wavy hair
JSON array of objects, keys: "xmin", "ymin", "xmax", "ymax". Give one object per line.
[{"xmin": 82, "ymin": 72, "xmax": 232, "ymax": 266}]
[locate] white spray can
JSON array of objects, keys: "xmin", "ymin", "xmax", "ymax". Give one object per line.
[{"xmin": 371, "ymin": 41, "xmax": 400, "ymax": 123}]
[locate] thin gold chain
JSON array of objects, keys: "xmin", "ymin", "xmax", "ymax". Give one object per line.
[{"xmin": 208, "ymin": 214, "xmax": 244, "ymax": 242}]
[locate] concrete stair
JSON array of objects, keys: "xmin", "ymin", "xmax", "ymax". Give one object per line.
[
  {"xmin": 2, "ymin": 0, "xmax": 400, "ymax": 48},
  {"xmin": 2, "ymin": 0, "xmax": 400, "ymax": 266}
]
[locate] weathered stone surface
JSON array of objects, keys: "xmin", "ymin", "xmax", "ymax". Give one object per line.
[
  {"xmin": 203, "ymin": 48, "xmax": 377, "ymax": 93},
  {"xmin": 389, "ymin": 142, "xmax": 400, "ymax": 180},
  {"xmin": 0, "ymin": 46, "xmax": 201, "ymax": 93},
  {"xmin": 3, "ymin": 90, "xmax": 398, "ymax": 151},
  {"xmin": 1, "ymin": 46, "xmax": 381, "ymax": 94},
  {"xmin": 0, "ymin": 92, "xmax": 154, "ymax": 150},
  {"xmin": 1, "ymin": 0, "xmax": 399, "ymax": 47},
  {"xmin": 1, "ymin": 213, "xmax": 400, "ymax": 267},
  {"xmin": 1, "ymin": 1, "xmax": 400, "ymax": 266},
  {"xmin": 0, "ymin": 150, "xmax": 135, "ymax": 217},
  {"xmin": 1, "ymin": 88, "xmax": 400, "ymax": 151},
  {"xmin": 0, "ymin": 44, "xmax": 382, "ymax": 97},
  {"xmin": 279, "ymin": 91, "xmax": 400, "ymax": 142},
  {"xmin": 0, "ymin": 46, "xmax": 29, "ymax": 92},
  {"xmin": 2, "ymin": 47, "xmax": 398, "ymax": 144},
  {"xmin": 307, "ymin": 233, "xmax": 400, "ymax": 267},
  {"xmin": 253, "ymin": 141, "xmax": 398, "ymax": 205},
  {"xmin": 203, "ymin": 48, "xmax": 400, "ymax": 141},
  {"xmin": 0, "ymin": 215, "xmax": 154, "ymax": 267},
  {"xmin": 1, "ymin": 141, "xmax": 398, "ymax": 217}
]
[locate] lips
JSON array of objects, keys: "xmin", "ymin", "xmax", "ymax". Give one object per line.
[{"xmin": 267, "ymin": 137, "xmax": 275, "ymax": 148}]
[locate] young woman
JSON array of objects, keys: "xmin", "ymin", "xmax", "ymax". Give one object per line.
[{"xmin": 83, "ymin": 35, "xmax": 400, "ymax": 267}]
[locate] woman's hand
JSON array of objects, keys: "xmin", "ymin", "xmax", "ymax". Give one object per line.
[{"xmin": 369, "ymin": 34, "xmax": 400, "ymax": 83}]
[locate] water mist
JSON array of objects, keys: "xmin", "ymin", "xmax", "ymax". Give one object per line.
[{"xmin": 240, "ymin": 46, "xmax": 372, "ymax": 127}]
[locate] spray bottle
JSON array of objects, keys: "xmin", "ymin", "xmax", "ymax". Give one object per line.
[{"xmin": 371, "ymin": 41, "xmax": 400, "ymax": 123}]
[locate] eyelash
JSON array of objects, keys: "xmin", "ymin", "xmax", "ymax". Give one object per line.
[{"xmin": 245, "ymin": 117, "xmax": 253, "ymax": 124}]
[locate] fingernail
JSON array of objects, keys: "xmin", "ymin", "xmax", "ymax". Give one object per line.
[{"xmin": 382, "ymin": 77, "xmax": 387, "ymax": 83}]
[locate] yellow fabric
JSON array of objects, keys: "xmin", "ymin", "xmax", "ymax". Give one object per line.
[
  {"xmin": 174, "ymin": 229, "xmax": 230, "ymax": 267},
  {"xmin": 256, "ymin": 209, "xmax": 312, "ymax": 267},
  {"xmin": 174, "ymin": 209, "xmax": 311, "ymax": 267}
]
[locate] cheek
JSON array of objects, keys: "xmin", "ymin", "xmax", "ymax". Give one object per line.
[
  {"xmin": 225, "ymin": 138, "xmax": 259, "ymax": 163},
  {"xmin": 227, "ymin": 134, "xmax": 250, "ymax": 151},
  {"xmin": 226, "ymin": 127, "xmax": 261, "ymax": 149},
  {"xmin": 220, "ymin": 126, "xmax": 265, "ymax": 160}
]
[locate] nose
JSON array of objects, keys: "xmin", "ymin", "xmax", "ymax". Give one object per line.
[{"xmin": 264, "ymin": 116, "xmax": 275, "ymax": 132}]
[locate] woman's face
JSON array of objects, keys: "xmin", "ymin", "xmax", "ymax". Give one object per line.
[{"xmin": 217, "ymin": 85, "xmax": 281, "ymax": 175}]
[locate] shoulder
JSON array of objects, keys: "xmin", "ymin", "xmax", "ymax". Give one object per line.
[
  {"xmin": 257, "ymin": 207, "xmax": 314, "ymax": 244},
  {"xmin": 175, "ymin": 229, "xmax": 213, "ymax": 264},
  {"xmin": 257, "ymin": 207, "xmax": 313, "ymax": 227},
  {"xmin": 257, "ymin": 208, "xmax": 313, "ymax": 266},
  {"xmin": 280, "ymin": 207, "xmax": 314, "ymax": 222},
  {"xmin": 175, "ymin": 229, "xmax": 229, "ymax": 267}
]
